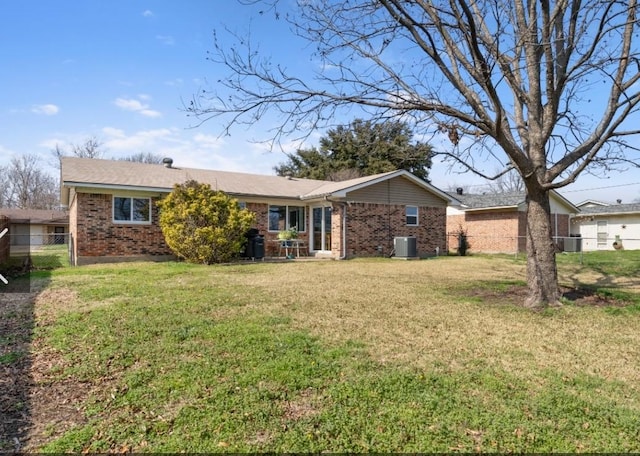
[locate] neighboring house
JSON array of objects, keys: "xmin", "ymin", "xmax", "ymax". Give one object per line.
[
  {"xmin": 446, "ymin": 189, "xmax": 579, "ymax": 253},
  {"xmin": 0, "ymin": 208, "xmax": 69, "ymax": 247},
  {"xmin": 570, "ymin": 201, "xmax": 640, "ymax": 251},
  {"xmin": 60, "ymin": 157, "xmax": 454, "ymax": 265}
]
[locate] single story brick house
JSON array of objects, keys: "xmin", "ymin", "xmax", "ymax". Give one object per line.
[
  {"xmin": 570, "ymin": 201, "xmax": 640, "ymax": 251},
  {"xmin": 446, "ymin": 189, "xmax": 579, "ymax": 253},
  {"xmin": 60, "ymin": 157, "xmax": 454, "ymax": 265},
  {"xmin": 0, "ymin": 208, "xmax": 69, "ymax": 247}
]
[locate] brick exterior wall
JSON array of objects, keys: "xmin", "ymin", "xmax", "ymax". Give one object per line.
[
  {"xmin": 73, "ymin": 193, "xmax": 173, "ymax": 263},
  {"xmin": 0, "ymin": 215, "xmax": 9, "ymax": 263},
  {"xmin": 447, "ymin": 211, "xmax": 571, "ymax": 254},
  {"xmin": 344, "ymin": 202, "xmax": 446, "ymax": 257},
  {"xmin": 244, "ymin": 202, "xmax": 310, "ymax": 257},
  {"xmin": 71, "ymin": 193, "xmax": 446, "ymax": 263}
]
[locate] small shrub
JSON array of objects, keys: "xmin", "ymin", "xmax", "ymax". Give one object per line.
[
  {"xmin": 456, "ymin": 225, "xmax": 470, "ymax": 256},
  {"xmin": 158, "ymin": 180, "xmax": 255, "ymax": 264}
]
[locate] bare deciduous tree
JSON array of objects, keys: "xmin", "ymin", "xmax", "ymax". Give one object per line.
[
  {"xmin": 117, "ymin": 152, "xmax": 165, "ymax": 164},
  {"xmin": 483, "ymin": 169, "xmax": 525, "ymax": 194},
  {"xmin": 52, "ymin": 136, "xmax": 104, "ymax": 168},
  {"xmin": 189, "ymin": 0, "xmax": 640, "ymax": 308},
  {"xmin": 0, "ymin": 154, "xmax": 59, "ymax": 209}
]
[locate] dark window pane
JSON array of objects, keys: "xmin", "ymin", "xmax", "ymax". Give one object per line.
[
  {"xmin": 269, "ymin": 205, "xmax": 286, "ymax": 231},
  {"xmin": 132, "ymin": 198, "xmax": 150, "ymax": 221},
  {"xmin": 114, "ymin": 197, "xmax": 131, "ymax": 221}
]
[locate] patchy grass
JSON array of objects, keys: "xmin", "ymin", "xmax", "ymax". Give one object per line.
[{"xmin": 6, "ymin": 254, "xmax": 640, "ymax": 452}]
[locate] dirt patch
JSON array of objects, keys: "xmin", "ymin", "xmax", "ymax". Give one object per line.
[
  {"xmin": 0, "ymin": 289, "xmax": 92, "ymax": 452},
  {"xmin": 467, "ymin": 284, "xmax": 631, "ymax": 308}
]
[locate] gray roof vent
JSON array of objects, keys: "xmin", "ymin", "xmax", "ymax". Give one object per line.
[{"xmin": 162, "ymin": 157, "xmax": 174, "ymax": 168}]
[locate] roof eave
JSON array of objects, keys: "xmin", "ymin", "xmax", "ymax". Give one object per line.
[{"xmin": 464, "ymin": 205, "xmax": 520, "ymax": 212}]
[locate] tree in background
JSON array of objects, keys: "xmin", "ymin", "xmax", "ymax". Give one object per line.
[
  {"xmin": 483, "ymin": 169, "xmax": 525, "ymax": 194},
  {"xmin": 190, "ymin": 0, "xmax": 640, "ymax": 308},
  {"xmin": 118, "ymin": 152, "xmax": 165, "ymax": 164},
  {"xmin": 158, "ymin": 180, "xmax": 256, "ymax": 264},
  {"xmin": 0, "ymin": 154, "xmax": 58, "ymax": 209},
  {"xmin": 52, "ymin": 136, "xmax": 104, "ymax": 167},
  {"xmin": 274, "ymin": 119, "xmax": 433, "ymax": 181}
]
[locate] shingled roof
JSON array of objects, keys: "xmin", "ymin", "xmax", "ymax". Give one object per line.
[
  {"xmin": 61, "ymin": 157, "xmax": 326, "ymax": 201},
  {"xmin": 574, "ymin": 202, "xmax": 640, "ymax": 216},
  {"xmin": 61, "ymin": 157, "xmax": 453, "ymax": 205},
  {"xmin": 447, "ymin": 191, "xmax": 526, "ymax": 210},
  {"xmin": 448, "ymin": 190, "xmax": 579, "ymax": 212},
  {"xmin": 0, "ymin": 208, "xmax": 68, "ymax": 224}
]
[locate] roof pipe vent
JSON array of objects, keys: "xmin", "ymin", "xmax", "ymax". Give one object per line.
[
  {"xmin": 162, "ymin": 157, "xmax": 174, "ymax": 168},
  {"xmin": 456, "ymin": 187, "xmax": 463, "ymax": 195}
]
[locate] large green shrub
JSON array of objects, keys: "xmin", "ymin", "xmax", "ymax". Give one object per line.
[{"xmin": 158, "ymin": 180, "xmax": 255, "ymax": 264}]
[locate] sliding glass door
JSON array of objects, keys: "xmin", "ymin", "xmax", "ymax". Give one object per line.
[{"xmin": 311, "ymin": 206, "xmax": 332, "ymax": 252}]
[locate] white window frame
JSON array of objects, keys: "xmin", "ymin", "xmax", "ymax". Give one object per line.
[
  {"xmin": 406, "ymin": 205, "xmax": 419, "ymax": 226},
  {"xmin": 268, "ymin": 205, "xmax": 306, "ymax": 232},
  {"xmin": 596, "ymin": 220, "xmax": 608, "ymax": 248},
  {"xmin": 113, "ymin": 196, "xmax": 152, "ymax": 224}
]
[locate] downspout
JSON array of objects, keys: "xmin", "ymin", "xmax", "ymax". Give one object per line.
[{"xmin": 340, "ymin": 203, "xmax": 347, "ymax": 260}]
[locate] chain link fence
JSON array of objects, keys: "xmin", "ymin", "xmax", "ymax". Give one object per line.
[
  {"xmin": 447, "ymin": 233, "xmax": 640, "ymax": 256},
  {"xmin": 8, "ymin": 232, "xmax": 68, "ymax": 250}
]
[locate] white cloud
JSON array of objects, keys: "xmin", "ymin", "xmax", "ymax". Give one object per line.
[
  {"xmin": 142, "ymin": 10, "xmax": 154, "ymax": 18},
  {"xmin": 193, "ymin": 133, "xmax": 224, "ymax": 150},
  {"xmin": 164, "ymin": 78, "xmax": 184, "ymax": 87},
  {"xmin": 156, "ymin": 35, "xmax": 175, "ymax": 46},
  {"xmin": 114, "ymin": 97, "xmax": 162, "ymax": 118},
  {"xmin": 103, "ymin": 127, "xmax": 175, "ymax": 152},
  {"xmin": 102, "ymin": 127, "xmax": 126, "ymax": 138},
  {"xmin": 32, "ymin": 104, "xmax": 59, "ymax": 115}
]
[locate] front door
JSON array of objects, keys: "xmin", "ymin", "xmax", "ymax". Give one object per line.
[{"xmin": 311, "ymin": 206, "xmax": 332, "ymax": 252}]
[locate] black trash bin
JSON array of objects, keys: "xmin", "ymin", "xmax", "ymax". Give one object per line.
[
  {"xmin": 251, "ymin": 235, "xmax": 265, "ymax": 260},
  {"xmin": 244, "ymin": 228, "xmax": 264, "ymax": 260}
]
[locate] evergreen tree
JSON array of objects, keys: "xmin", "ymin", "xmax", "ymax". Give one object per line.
[{"xmin": 275, "ymin": 119, "xmax": 433, "ymax": 181}]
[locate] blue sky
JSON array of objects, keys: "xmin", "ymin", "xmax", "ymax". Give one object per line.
[{"xmin": 1, "ymin": 1, "xmax": 639, "ymax": 204}]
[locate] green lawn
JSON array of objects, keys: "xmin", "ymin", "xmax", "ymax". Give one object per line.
[{"xmin": 5, "ymin": 250, "xmax": 640, "ymax": 452}]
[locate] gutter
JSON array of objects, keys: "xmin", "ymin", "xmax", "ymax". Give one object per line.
[{"xmin": 340, "ymin": 203, "xmax": 347, "ymax": 260}]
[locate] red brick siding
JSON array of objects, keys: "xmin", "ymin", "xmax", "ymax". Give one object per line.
[
  {"xmin": 244, "ymin": 202, "xmax": 310, "ymax": 256},
  {"xmin": 344, "ymin": 202, "xmax": 446, "ymax": 257},
  {"xmin": 0, "ymin": 215, "xmax": 9, "ymax": 263},
  {"xmin": 74, "ymin": 193, "xmax": 172, "ymax": 259},
  {"xmin": 448, "ymin": 211, "xmax": 569, "ymax": 254},
  {"xmin": 448, "ymin": 211, "xmax": 522, "ymax": 253},
  {"xmin": 71, "ymin": 194, "xmax": 446, "ymax": 261}
]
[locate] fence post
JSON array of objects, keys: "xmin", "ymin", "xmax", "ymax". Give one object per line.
[{"xmin": 0, "ymin": 216, "xmax": 9, "ymax": 263}]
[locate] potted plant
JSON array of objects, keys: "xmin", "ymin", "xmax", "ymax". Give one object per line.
[{"xmin": 277, "ymin": 227, "xmax": 298, "ymax": 241}]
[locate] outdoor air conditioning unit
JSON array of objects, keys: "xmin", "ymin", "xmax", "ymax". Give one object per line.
[
  {"xmin": 394, "ymin": 236, "xmax": 417, "ymax": 258},
  {"xmin": 564, "ymin": 234, "xmax": 582, "ymax": 253}
]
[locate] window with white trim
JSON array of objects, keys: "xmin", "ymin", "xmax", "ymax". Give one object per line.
[
  {"xmin": 113, "ymin": 197, "xmax": 151, "ymax": 223},
  {"xmin": 406, "ymin": 205, "xmax": 419, "ymax": 226},
  {"xmin": 268, "ymin": 205, "xmax": 306, "ymax": 232}
]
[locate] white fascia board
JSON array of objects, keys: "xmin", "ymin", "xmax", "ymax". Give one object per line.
[{"xmin": 63, "ymin": 181, "xmax": 173, "ymax": 194}]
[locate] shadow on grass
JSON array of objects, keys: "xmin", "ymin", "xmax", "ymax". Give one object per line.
[
  {"xmin": 0, "ymin": 253, "xmax": 62, "ymax": 452},
  {"xmin": 462, "ymin": 279, "xmax": 640, "ymax": 309}
]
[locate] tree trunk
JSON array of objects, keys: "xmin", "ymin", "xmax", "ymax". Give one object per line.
[{"xmin": 524, "ymin": 188, "xmax": 562, "ymax": 309}]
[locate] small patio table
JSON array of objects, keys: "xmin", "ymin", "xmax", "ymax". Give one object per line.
[{"xmin": 271, "ymin": 239, "xmax": 306, "ymax": 258}]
